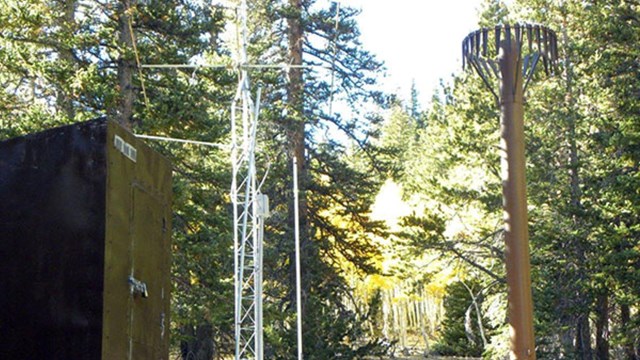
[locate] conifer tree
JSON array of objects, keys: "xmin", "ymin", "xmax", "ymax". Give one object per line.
[{"xmin": 244, "ymin": 0, "xmax": 390, "ymax": 357}]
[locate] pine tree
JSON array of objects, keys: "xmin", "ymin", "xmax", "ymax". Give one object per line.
[
  {"xmin": 239, "ymin": 0, "xmax": 390, "ymax": 357},
  {"xmin": 0, "ymin": 1, "xmax": 235, "ymax": 357}
]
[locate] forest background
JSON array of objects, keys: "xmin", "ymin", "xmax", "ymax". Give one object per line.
[{"xmin": 0, "ymin": 0, "xmax": 639, "ymax": 359}]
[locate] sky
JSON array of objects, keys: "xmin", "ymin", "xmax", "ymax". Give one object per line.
[{"xmin": 341, "ymin": 0, "xmax": 487, "ymax": 106}]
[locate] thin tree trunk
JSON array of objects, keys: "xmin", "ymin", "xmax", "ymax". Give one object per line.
[
  {"xmin": 562, "ymin": 21, "xmax": 593, "ymax": 360},
  {"xmin": 595, "ymin": 293, "xmax": 609, "ymax": 360},
  {"xmin": 560, "ymin": 325, "xmax": 575, "ymax": 357},
  {"xmin": 636, "ymin": 309, "xmax": 640, "ymax": 360},
  {"xmin": 180, "ymin": 323, "xmax": 215, "ymax": 360},
  {"xmin": 286, "ymin": 1, "xmax": 310, "ymax": 347},
  {"xmin": 621, "ymin": 304, "xmax": 637, "ymax": 360},
  {"xmin": 461, "ymin": 281, "xmax": 488, "ymax": 348},
  {"xmin": 419, "ymin": 297, "xmax": 429, "ymax": 353},
  {"xmin": 58, "ymin": 0, "xmax": 76, "ymax": 120},
  {"xmin": 576, "ymin": 316, "xmax": 592, "ymax": 360},
  {"xmin": 410, "ymin": 300, "xmax": 417, "ymax": 328},
  {"xmin": 399, "ymin": 298, "xmax": 406, "ymax": 349},
  {"xmin": 382, "ymin": 290, "xmax": 390, "ymax": 339},
  {"xmin": 117, "ymin": 0, "xmax": 135, "ymax": 128}
]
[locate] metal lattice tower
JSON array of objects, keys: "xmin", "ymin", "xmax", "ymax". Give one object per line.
[
  {"xmin": 232, "ymin": 1, "xmax": 266, "ymax": 359},
  {"xmin": 128, "ymin": 0, "xmax": 334, "ymax": 357}
]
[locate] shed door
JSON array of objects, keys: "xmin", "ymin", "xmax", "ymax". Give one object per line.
[{"xmin": 129, "ymin": 185, "xmax": 168, "ymax": 359}]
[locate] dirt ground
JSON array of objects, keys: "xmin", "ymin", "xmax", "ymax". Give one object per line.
[{"xmin": 375, "ymin": 356, "xmax": 481, "ymax": 360}]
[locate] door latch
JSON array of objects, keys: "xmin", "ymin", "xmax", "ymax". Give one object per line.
[{"xmin": 128, "ymin": 276, "xmax": 149, "ymax": 298}]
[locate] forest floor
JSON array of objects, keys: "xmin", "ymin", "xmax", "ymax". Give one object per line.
[
  {"xmin": 376, "ymin": 357, "xmax": 481, "ymax": 359},
  {"xmin": 362, "ymin": 342, "xmax": 481, "ymax": 360},
  {"xmin": 377, "ymin": 357, "xmax": 481, "ymax": 360},
  {"xmin": 370, "ymin": 355, "xmax": 481, "ymax": 360}
]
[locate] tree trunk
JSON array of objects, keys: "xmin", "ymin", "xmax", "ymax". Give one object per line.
[
  {"xmin": 420, "ymin": 297, "xmax": 429, "ymax": 353},
  {"xmin": 58, "ymin": 0, "xmax": 76, "ymax": 120},
  {"xmin": 180, "ymin": 323, "xmax": 215, "ymax": 360},
  {"xmin": 595, "ymin": 293, "xmax": 609, "ymax": 360},
  {"xmin": 286, "ymin": 0, "xmax": 309, "ymax": 349},
  {"xmin": 117, "ymin": 0, "xmax": 135, "ymax": 128},
  {"xmin": 637, "ymin": 309, "xmax": 640, "ymax": 360},
  {"xmin": 382, "ymin": 290, "xmax": 390, "ymax": 339},
  {"xmin": 576, "ymin": 315, "xmax": 592, "ymax": 360},
  {"xmin": 562, "ymin": 22, "xmax": 593, "ymax": 360},
  {"xmin": 560, "ymin": 325, "xmax": 575, "ymax": 357},
  {"xmin": 621, "ymin": 304, "xmax": 637, "ymax": 360}
]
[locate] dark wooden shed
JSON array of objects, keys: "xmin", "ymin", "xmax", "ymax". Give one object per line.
[{"xmin": 0, "ymin": 118, "xmax": 172, "ymax": 359}]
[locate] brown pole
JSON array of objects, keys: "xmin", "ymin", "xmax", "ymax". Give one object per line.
[{"xmin": 498, "ymin": 39, "xmax": 536, "ymax": 359}]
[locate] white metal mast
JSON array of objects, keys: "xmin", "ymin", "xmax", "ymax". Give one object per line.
[
  {"xmin": 293, "ymin": 156, "xmax": 303, "ymax": 360},
  {"xmin": 232, "ymin": 0, "xmax": 266, "ymax": 359},
  {"xmin": 131, "ymin": 2, "xmax": 345, "ymax": 358}
]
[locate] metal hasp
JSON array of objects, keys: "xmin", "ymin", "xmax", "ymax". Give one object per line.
[
  {"xmin": 0, "ymin": 118, "xmax": 172, "ymax": 360},
  {"xmin": 462, "ymin": 24, "xmax": 558, "ymax": 360}
]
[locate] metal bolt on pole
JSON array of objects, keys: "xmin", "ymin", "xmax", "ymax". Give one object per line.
[{"xmin": 462, "ymin": 24, "xmax": 558, "ymax": 360}]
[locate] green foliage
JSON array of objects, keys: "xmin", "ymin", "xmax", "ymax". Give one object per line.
[
  {"xmin": 378, "ymin": 99, "xmax": 419, "ymax": 179},
  {"xmin": 387, "ymin": 1, "xmax": 640, "ymax": 357},
  {"xmin": 477, "ymin": 0, "xmax": 511, "ymax": 27},
  {"xmin": 0, "ymin": 0, "xmax": 235, "ymax": 356},
  {"xmin": 432, "ymin": 281, "xmax": 486, "ymax": 357},
  {"xmin": 243, "ymin": 1, "xmax": 390, "ymax": 357},
  {"xmin": 6, "ymin": 0, "xmax": 640, "ymax": 358}
]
